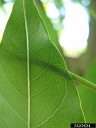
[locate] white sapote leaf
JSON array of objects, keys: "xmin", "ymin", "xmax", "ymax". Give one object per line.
[{"xmin": 0, "ymin": 0, "xmax": 85, "ymax": 127}]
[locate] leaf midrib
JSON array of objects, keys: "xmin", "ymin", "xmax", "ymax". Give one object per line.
[{"xmin": 23, "ymin": 1, "xmax": 30, "ymax": 128}]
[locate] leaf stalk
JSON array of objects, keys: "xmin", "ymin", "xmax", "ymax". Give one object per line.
[{"xmin": 69, "ymin": 71, "xmax": 96, "ymax": 92}]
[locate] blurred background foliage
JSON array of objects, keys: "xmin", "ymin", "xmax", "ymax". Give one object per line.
[
  {"xmin": 0, "ymin": 0, "xmax": 96, "ymax": 122},
  {"xmin": 78, "ymin": 60, "xmax": 96, "ymax": 122}
]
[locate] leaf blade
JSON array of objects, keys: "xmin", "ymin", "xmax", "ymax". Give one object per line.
[{"xmin": 0, "ymin": 0, "xmax": 85, "ymax": 127}]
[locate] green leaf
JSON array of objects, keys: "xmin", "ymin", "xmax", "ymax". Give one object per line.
[
  {"xmin": 34, "ymin": 0, "xmax": 60, "ymax": 49},
  {"xmin": 78, "ymin": 61, "xmax": 96, "ymax": 122},
  {"xmin": 0, "ymin": 0, "xmax": 85, "ymax": 127}
]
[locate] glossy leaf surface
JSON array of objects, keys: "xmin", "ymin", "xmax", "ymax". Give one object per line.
[{"xmin": 0, "ymin": 0, "xmax": 84, "ymax": 127}]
